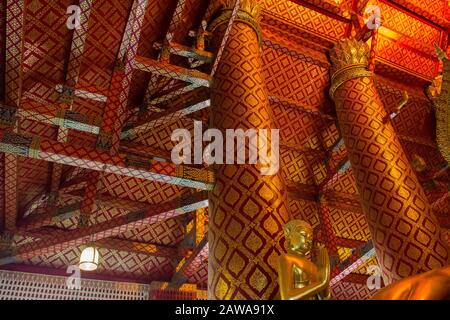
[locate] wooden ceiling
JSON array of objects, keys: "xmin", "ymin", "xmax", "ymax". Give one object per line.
[{"xmin": 0, "ymin": 0, "xmax": 449, "ymax": 299}]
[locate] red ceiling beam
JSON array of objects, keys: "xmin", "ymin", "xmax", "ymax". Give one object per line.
[
  {"xmin": 17, "ymin": 226, "xmax": 179, "ymax": 259},
  {"xmin": 3, "ymin": 153, "xmax": 18, "ymax": 232},
  {"xmin": 286, "ymin": 181, "xmax": 319, "ymax": 202},
  {"xmin": 50, "ymin": 0, "xmax": 94, "ymax": 202},
  {"xmin": 98, "ymin": 0, "xmax": 150, "ymax": 154},
  {"xmin": 290, "ymin": 0, "xmax": 351, "ymax": 21},
  {"xmin": 3, "ymin": 0, "xmax": 26, "ymax": 233},
  {"xmin": 0, "ymin": 130, "xmax": 214, "ymax": 190},
  {"xmin": 94, "ymin": 238, "xmax": 179, "ymax": 258},
  {"xmin": 0, "ymin": 191, "xmax": 208, "ymax": 265},
  {"xmin": 16, "ymin": 191, "xmax": 154, "ymax": 233},
  {"xmin": 121, "ymin": 99, "xmax": 210, "ymax": 140},
  {"xmin": 4, "ymin": 0, "xmax": 25, "ymax": 108},
  {"xmin": 78, "ymin": 0, "xmax": 151, "ymax": 227},
  {"xmin": 0, "ymin": 102, "xmax": 101, "ymax": 135},
  {"xmin": 16, "ymin": 201, "xmax": 82, "ymax": 232},
  {"xmin": 323, "ymin": 190, "xmax": 362, "ymax": 213},
  {"xmin": 134, "ymin": 56, "xmax": 211, "ymax": 87}
]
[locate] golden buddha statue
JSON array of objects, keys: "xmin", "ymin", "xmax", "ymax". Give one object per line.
[
  {"xmin": 278, "ymin": 220, "xmax": 331, "ymax": 300},
  {"xmin": 372, "ymin": 265, "xmax": 450, "ymax": 300}
]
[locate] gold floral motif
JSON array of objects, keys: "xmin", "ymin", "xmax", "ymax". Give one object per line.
[
  {"xmin": 208, "ymin": 0, "xmax": 263, "ymax": 45},
  {"xmin": 329, "ymin": 39, "xmax": 373, "ymax": 99},
  {"xmin": 428, "ymin": 45, "xmax": 450, "ymax": 164}
]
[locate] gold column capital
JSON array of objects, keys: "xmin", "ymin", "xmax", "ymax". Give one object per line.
[
  {"xmin": 329, "ymin": 38, "xmax": 373, "ymax": 99},
  {"xmin": 207, "ymin": 0, "xmax": 263, "ymax": 45},
  {"xmin": 428, "ymin": 45, "xmax": 450, "ymax": 164}
]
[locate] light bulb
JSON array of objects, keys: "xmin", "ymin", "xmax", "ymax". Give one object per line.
[{"xmin": 79, "ymin": 246, "xmax": 100, "ymax": 271}]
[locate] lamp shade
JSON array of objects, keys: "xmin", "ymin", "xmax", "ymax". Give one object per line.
[{"xmin": 79, "ymin": 246, "xmax": 100, "ymax": 271}]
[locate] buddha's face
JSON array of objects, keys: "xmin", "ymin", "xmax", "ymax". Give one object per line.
[{"xmin": 287, "ymin": 226, "xmax": 313, "ymax": 255}]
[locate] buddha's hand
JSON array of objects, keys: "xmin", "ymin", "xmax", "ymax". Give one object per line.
[
  {"xmin": 315, "ymin": 244, "xmax": 327, "ymax": 266},
  {"xmin": 315, "ymin": 244, "xmax": 331, "ymax": 285}
]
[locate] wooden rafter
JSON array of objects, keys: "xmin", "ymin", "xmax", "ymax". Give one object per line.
[
  {"xmin": 50, "ymin": 0, "xmax": 94, "ymax": 204},
  {"xmin": 0, "ymin": 191, "xmax": 208, "ymax": 265},
  {"xmin": 0, "ymin": 130, "xmax": 214, "ymax": 190},
  {"xmin": 16, "ymin": 192, "xmax": 158, "ymax": 233},
  {"xmin": 3, "ymin": 0, "xmax": 26, "ymax": 233}
]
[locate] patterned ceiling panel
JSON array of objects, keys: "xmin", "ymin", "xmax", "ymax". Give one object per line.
[
  {"xmin": 67, "ymin": 130, "xmax": 97, "ymax": 149},
  {"xmin": 71, "ymin": 97, "xmax": 107, "ymax": 119},
  {"xmin": 311, "ymin": 159, "xmax": 328, "ymax": 185},
  {"xmin": 53, "ymin": 203, "xmax": 128, "ymax": 231},
  {"xmin": 263, "ymin": 46, "xmax": 331, "ymax": 113},
  {"xmin": 184, "ymin": 242, "xmax": 208, "ymax": 289},
  {"xmin": 99, "ymin": 173, "xmax": 192, "ymax": 206},
  {"xmin": 389, "ymin": 0, "xmax": 449, "ymax": 27},
  {"xmin": 23, "ymin": 0, "xmax": 72, "ymax": 93},
  {"xmin": 130, "ymin": 117, "xmax": 195, "ymax": 151},
  {"xmin": 18, "ymin": 118, "xmax": 57, "ymax": 140},
  {"xmin": 319, "ymin": 121, "xmax": 341, "ymax": 150},
  {"xmin": 367, "ymin": 1, "xmax": 444, "ymax": 81},
  {"xmin": 18, "ymin": 157, "xmax": 50, "ymax": 215},
  {"xmin": 280, "ymin": 149, "xmax": 316, "ymax": 185},
  {"xmin": 337, "ymin": 246, "xmax": 352, "ymax": 261},
  {"xmin": 374, "ymin": 61, "xmax": 432, "ymax": 88},
  {"xmin": 186, "ymin": 262, "xmax": 208, "ymax": 289},
  {"xmin": 288, "ymin": 198, "xmax": 320, "ymax": 228},
  {"xmin": 329, "ymin": 208, "xmax": 371, "ymax": 242},
  {"xmin": 260, "ymin": 0, "xmax": 348, "ymax": 41},
  {"xmin": 375, "ymin": 75, "xmax": 428, "ymax": 100},
  {"xmin": 378, "ymin": 1, "xmax": 442, "ymax": 47},
  {"xmin": 270, "ymin": 101, "xmax": 325, "ymax": 149},
  {"xmin": 299, "ymin": 0, "xmax": 354, "ymax": 16},
  {"xmin": 376, "ymin": 35, "xmax": 438, "ymax": 80},
  {"xmin": 323, "ymin": 169, "xmax": 358, "ymax": 195},
  {"xmin": 117, "ymin": 215, "xmax": 187, "ymax": 246}
]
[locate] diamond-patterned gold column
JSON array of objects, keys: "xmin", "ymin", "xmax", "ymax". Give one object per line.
[
  {"xmin": 329, "ymin": 39, "xmax": 450, "ymax": 285},
  {"xmin": 207, "ymin": 0, "xmax": 289, "ymax": 300}
]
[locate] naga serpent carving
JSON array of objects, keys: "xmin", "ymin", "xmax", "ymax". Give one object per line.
[{"xmin": 428, "ymin": 46, "xmax": 450, "ymax": 164}]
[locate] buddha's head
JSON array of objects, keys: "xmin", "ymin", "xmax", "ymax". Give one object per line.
[{"xmin": 284, "ymin": 220, "xmax": 313, "ymax": 255}]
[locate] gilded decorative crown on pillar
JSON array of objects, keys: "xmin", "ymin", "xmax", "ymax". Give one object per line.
[
  {"xmin": 329, "ymin": 38, "xmax": 373, "ymax": 99},
  {"xmin": 427, "ymin": 45, "xmax": 450, "ymax": 164},
  {"xmin": 207, "ymin": 0, "xmax": 262, "ymax": 44},
  {"xmin": 222, "ymin": 0, "xmax": 261, "ymax": 18}
]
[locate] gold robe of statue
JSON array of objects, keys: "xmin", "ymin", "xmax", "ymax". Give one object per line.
[
  {"xmin": 278, "ymin": 220, "xmax": 331, "ymax": 300},
  {"xmin": 373, "ymin": 265, "xmax": 450, "ymax": 300}
]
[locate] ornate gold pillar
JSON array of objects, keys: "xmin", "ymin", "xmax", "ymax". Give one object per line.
[
  {"xmin": 329, "ymin": 39, "xmax": 450, "ymax": 284},
  {"xmin": 207, "ymin": 1, "xmax": 289, "ymax": 299}
]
